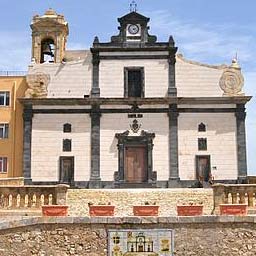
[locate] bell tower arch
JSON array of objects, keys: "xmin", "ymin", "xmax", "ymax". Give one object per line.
[{"xmin": 30, "ymin": 8, "xmax": 69, "ymax": 64}]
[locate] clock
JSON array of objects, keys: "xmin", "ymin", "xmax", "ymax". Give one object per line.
[{"xmin": 128, "ymin": 24, "xmax": 139, "ymax": 35}]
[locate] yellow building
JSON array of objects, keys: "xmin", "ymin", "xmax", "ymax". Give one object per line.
[{"xmin": 0, "ymin": 74, "xmax": 27, "ymax": 178}]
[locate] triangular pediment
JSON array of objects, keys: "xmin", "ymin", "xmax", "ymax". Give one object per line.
[{"xmin": 118, "ymin": 11, "xmax": 150, "ymax": 24}]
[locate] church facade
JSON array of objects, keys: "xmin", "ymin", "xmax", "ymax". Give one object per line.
[{"xmin": 21, "ymin": 9, "xmax": 251, "ymax": 188}]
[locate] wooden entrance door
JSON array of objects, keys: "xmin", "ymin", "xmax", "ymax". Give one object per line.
[
  {"xmin": 196, "ymin": 156, "xmax": 211, "ymax": 182},
  {"xmin": 125, "ymin": 146, "xmax": 147, "ymax": 183},
  {"xmin": 59, "ymin": 157, "xmax": 74, "ymax": 184}
]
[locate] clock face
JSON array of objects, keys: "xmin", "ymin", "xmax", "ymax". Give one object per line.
[{"xmin": 128, "ymin": 24, "xmax": 139, "ymax": 35}]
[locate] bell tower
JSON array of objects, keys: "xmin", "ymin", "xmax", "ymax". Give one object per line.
[{"xmin": 30, "ymin": 8, "xmax": 69, "ymax": 64}]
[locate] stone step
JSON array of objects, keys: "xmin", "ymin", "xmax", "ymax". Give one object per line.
[
  {"xmin": 114, "ymin": 182, "xmax": 156, "ymax": 188},
  {"xmin": 202, "ymin": 181, "xmax": 212, "ymax": 188}
]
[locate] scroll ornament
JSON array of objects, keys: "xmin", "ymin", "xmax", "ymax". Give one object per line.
[
  {"xmin": 25, "ymin": 72, "xmax": 50, "ymax": 98},
  {"xmin": 219, "ymin": 67, "xmax": 244, "ymax": 96}
]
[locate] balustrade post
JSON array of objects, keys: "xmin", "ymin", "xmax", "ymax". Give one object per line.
[
  {"xmin": 224, "ymin": 192, "xmax": 229, "ymax": 204},
  {"xmin": 248, "ymin": 191, "xmax": 254, "ymax": 207},
  {"xmin": 44, "ymin": 194, "xmax": 49, "ymax": 206},
  {"xmin": 12, "ymin": 194, "xmax": 17, "ymax": 208},
  {"xmin": 55, "ymin": 184, "xmax": 69, "ymax": 205},
  {"xmin": 231, "ymin": 192, "xmax": 238, "ymax": 204},
  {"xmin": 212, "ymin": 184, "xmax": 226, "ymax": 214},
  {"xmin": 239, "ymin": 192, "xmax": 246, "ymax": 204},
  {"xmin": 35, "ymin": 193, "xmax": 41, "ymax": 208},
  {"xmin": 26, "ymin": 193, "xmax": 33, "ymax": 208},
  {"xmin": 20, "ymin": 192, "xmax": 25, "ymax": 208},
  {"xmin": 4, "ymin": 194, "xmax": 9, "ymax": 208}
]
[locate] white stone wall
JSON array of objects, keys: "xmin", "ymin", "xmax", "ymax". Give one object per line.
[
  {"xmin": 28, "ymin": 54, "xmax": 92, "ymax": 98},
  {"xmin": 100, "ymin": 113, "xmax": 169, "ymax": 181},
  {"xmin": 176, "ymin": 57, "xmax": 224, "ymax": 97},
  {"xmin": 99, "ymin": 59, "xmax": 168, "ymax": 98},
  {"xmin": 178, "ymin": 113, "xmax": 237, "ymax": 180},
  {"xmin": 31, "ymin": 114, "xmax": 91, "ymax": 182}
]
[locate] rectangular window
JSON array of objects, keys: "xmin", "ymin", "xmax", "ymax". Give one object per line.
[
  {"xmin": 198, "ymin": 138, "xmax": 207, "ymax": 151},
  {"xmin": 0, "ymin": 92, "xmax": 10, "ymax": 106},
  {"xmin": 0, "ymin": 124, "xmax": 9, "ymax": 139},
  {"xmin": 0, "ymin": 157, "xmax": 7, "ymax": 173},
  {"xmin": 124, "ymin": 67, "xmax": 144, "ymax": 98},
  {"xmin": 63, "ymin": 139, "xmax": 72, "ymax": 152}
]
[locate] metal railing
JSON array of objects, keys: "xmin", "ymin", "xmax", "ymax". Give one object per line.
[{"xmin": 0, "ymin": 71, "xmax": 27, "ymax": 77}]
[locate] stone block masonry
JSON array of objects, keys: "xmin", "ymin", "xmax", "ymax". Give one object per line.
[
  {"xmin": 67, "ymin": 188, "xmax": 213, "ymax": 216},
  {"xmin": 0, "ymin": 216, "xmax": 256, "ymax": 255}
]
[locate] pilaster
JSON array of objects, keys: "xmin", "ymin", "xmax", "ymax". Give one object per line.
[
  {"xmin": 89, "ymin": 104, "xmax": 101, "ymax": 188},
  {"xmin": 168, "ymin": 55, "xmax": 177, "ymax": 96},
  {"xmin": 23, "ymin": 104, "xmax": 33, "ymax": 185},
  {"xmin": 168, "ymin": 104, "xmax": 179, "ymax": 186},
  {"xmin": 235, "ymin": 104, "xmax": 247, "ymax": 180},
  {"xmin": 168, "ymin": 37, "xmax": 178, "ymax": 96},
  {"xmin": 91, "ymin": 51, "xmax": 100, "ymax": 97}
]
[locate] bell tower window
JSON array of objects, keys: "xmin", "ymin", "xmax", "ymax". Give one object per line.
[
  {"xmin": 40, "ymin": 38, "xmax": 55, "ymax": 63},
  {"xmin": 124, "ymin": 67, "xmax": 144, "ymax": 98},
  {"xmin": 30, "ymin": 9, "xmax": 69, "ymax": 64}
]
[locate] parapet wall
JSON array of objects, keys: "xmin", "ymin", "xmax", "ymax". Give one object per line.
[
  {"xmin": 0, "ymin": 216, "xmax": 255, "ymax": 255},
  {"xmin": 67, "ymin": 188, "xmax": 213, "ymax": 216}
]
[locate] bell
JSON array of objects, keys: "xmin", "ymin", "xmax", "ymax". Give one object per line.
[{"xmin": 42, "ymin": 42, "xmax": 54, "ymax": 57}]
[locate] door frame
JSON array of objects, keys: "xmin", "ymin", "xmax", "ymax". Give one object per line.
[
  {"xmin": 195, "ymin": 155, "xmax": 211, "ymax": 182},
  {"xmin": 114, "ymin": 130, "xmax": 157, "ymax": 187},
  {"xmin": 59, "ymin": 156, "xmax": 74, "ymax": 185}
]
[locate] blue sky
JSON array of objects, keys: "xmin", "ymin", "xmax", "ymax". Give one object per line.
[{"xmin": 0, "ymin": 0, "xmax": 255, "ymax": 173}]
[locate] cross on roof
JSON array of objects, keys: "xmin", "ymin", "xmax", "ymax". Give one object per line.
[{"xmin": 130, "ymin": 0, "xmax": 137, "ymax": 12}]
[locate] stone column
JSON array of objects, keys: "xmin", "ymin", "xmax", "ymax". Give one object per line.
[
  {"xmin": 89, "ymin": 104, "xmax": 101, "ymax": 188},
  {"xmin": 168, "ymin": 104, "xmax": 180, "ymax": 187},
  {"xmin": 168, "ymin": 53, "xmax": 177, "ymax": 96},
  {"xmin": 23, "ymin": 104, "xmax": 33, "ymax": 185},
  {"xmin": 168, "ymin": 37, "xmax": 178, "ymax": 96},
  {"xmin": 235, "ymin": 104, "xmax": 247, "ymax": 181},
  {"xmin": 91, "ymin": 51, "xmax": 100, "ymax": 97}
]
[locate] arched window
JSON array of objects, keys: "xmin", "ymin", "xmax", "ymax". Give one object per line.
[
  {"xmin": 63, "ymin": 139, "xmax": 72, "ymax": 152},
  {"xmin": 63, "ymin": 123, "xmax": 72, "ymax": 133},
  {"xmin": 40, "ymin": 38, "xmax": 55, "ymax": 63},
  {"xmin": 198, "ymin": 123, "xmax": 206, "ymax": 132}
]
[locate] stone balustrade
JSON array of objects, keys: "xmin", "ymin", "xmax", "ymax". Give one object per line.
[
  {"xmin": 213, "ymin": 183, "xmax": 256, "ymax": 214},
  {"xmin": 0, "ymin": 185, "xmax": 69, "ymax": 209}
]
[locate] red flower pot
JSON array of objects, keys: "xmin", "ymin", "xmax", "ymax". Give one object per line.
[
  {"xmin": 219, "ymin": 204, "xmax": 247, "ymax": 216},
  {"xmin": 42, "ymin": 205, "xmax": 68, "ymax": 216},
  {"xmin": 133, "ymin": 205, "xmax": 159, "ymax": 216},
  {"xmin": 177, "ymin": 205, "xmax": 203, "ymax": 216},
  {"xmin": 89, "ymin": 205, "xmax": 115, "ymax": 216}
]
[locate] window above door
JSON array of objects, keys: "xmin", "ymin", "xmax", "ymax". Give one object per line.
[{"xmin": 124, "ymin": 67, "xmax": 144, "ymax": 98}]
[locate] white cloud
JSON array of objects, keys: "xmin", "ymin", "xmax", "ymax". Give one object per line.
[{"xmin": 147, "ymin": 10, "xmax": 255, "ymax": 66}]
